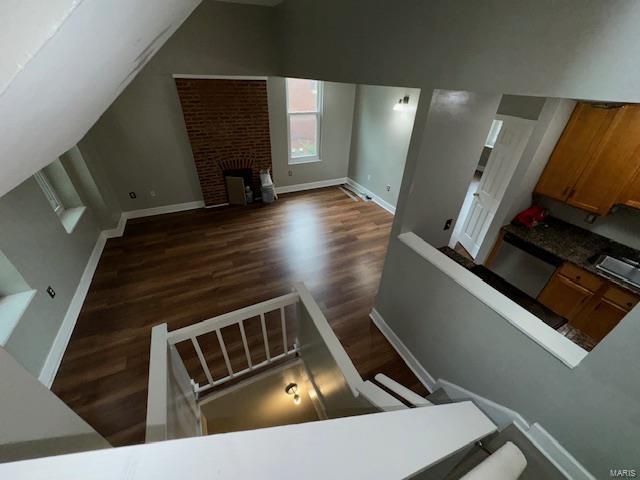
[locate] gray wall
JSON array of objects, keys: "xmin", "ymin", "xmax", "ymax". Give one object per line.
[
  {"xmin": 297, "ymin": 302, "xmax": 375, "ymax": 419},
  {"xmin": 60, "ymin": 145, "xmax": 122, "ymax": 230},
  {"xmin": 81, "ymin": 0, "xmax": 279, "ymax": 211},
  {"xmin": 402, "ymin": 90, "xmax": 502, "ymax": 245},
  {"xmin": 348, "ymin": 85, "xmax": 420, "ymax": 207},
  {"xmin": 268, "ymin": 77, "xmax": 356, "ymax": 187},
  {"xmin": 0, "ymin": 178, "xmax": 101, "ymax": 376},
  {"xmin": 497, "ymin": 95, "xmax": 546, "ymax": 121},
  {"xmin": 0, "ymin": 347, "xmax": 109, "ymax": 462},
  {"xmin": 277, "ymin": 0, "xmax": 640, "ymax": 102}
]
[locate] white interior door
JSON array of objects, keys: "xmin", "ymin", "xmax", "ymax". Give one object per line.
[{"xmin": 458, "ymin": 116, "xmax": 535, "ymax": 258}]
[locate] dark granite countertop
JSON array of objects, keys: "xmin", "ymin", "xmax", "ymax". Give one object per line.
[{"xmin": 502, "ymin": 216, "xmax": 640, "ymax": 295}]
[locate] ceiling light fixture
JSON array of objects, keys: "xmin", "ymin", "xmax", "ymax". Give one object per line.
[
  {"xmin": 393, "ymin": 95, "xmax": 411, "ymax": 112},
  {"xmin": 285, "ymin": 382, "xmax": 301, "ymax": 405}
]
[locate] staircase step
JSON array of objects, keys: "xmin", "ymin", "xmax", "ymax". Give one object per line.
[{"xmin": 374, "ymin": 374, "xmax": 433, "ymax": 407}]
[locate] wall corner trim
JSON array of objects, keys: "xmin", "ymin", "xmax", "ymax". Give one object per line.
[
  {"xmin": 369, "ymin": 308, "xmax": 436, "ymax": 391},
  {"xmin": 274, "ymin": 177, "xmax": 347, "ymax": 195},
  {"xmin": 38, "ymin": 200, "xmax": 206, "ymax": 387},
  {"xmin": 346, "ymin": 178, "xmax": 396, "ymax": 214}
]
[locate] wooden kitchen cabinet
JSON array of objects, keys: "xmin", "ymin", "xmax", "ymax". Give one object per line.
[
  {"xmin": 567, "ymin": 105, "xmax": 640, "ymax": 214},
  {"xmin": 539, "ymin": 262, "xmax": 640, "ymax": 343},
  {"xmin": 534, "ymin": 103, "xmax": 640, "ymax": 215},
  {"xmin": 534, "ymin": 103, "xmax": 617, "ymax": 202},
  {"xmin": 571, "ymin": 297, "xmax": 628, "ymax": 342},
  {"xmin": 617, "ymin": 167, "xmax": 640, "ymax": 210},
  {"xmin": 538, "ymin": 272, "xmax": 594, "ymax": 321}
]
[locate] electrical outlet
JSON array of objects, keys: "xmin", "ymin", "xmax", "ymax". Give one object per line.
[
  {"xmin": 386, "ymin": 185, "xmax": 391, "ymax": 192},
  {"xmin": 367, "ymin": 174, "xmax": 371, "ymax": 181},
  {"xmin": 288, "ymin": 170, "xmax": 293, "ymax": 176},
  {"xmin": 47, "ymin": 286, "xmax": 56, "ymax": 298},
  {"xmin": 150, "ymin": 190, "xmax": 156, "ymax": 197},
  {"xmin": 129, "ymin": 191, "xmax": 137, "ymax": 199},
  {"xmin": 444, "ymin": 219, "xmax": 453, "ymax": 230}
]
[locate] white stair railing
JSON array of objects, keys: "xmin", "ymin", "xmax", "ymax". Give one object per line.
[
  {"xmin": 145, "ymin": 283, "xmax": 442, "ymax": 443},
  {"xmin": 146, "ymin": 292, "xmax": 300, "ymax": 442},
  {"xmin": 167, "ymin": 292, "xmax": 300, "ymax": 394}
]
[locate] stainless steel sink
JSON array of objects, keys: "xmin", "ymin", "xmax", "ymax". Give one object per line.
[{"xmin": 595, "ymin": 255, "xmax": 640, "ymax": 288}]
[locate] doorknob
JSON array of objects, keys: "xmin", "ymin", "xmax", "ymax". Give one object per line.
[{"xmin": 473, "ymin": 192, "xmax": 480, "ymax": 197}]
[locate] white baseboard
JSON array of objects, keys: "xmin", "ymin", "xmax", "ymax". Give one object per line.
[
  {"xmin": 103, "ymin": 213, "xmax": 126, "ymax": 239},
  {"xmin": 38, "ymin": 200, "xmax": 207, "ymax": 387},
  {"xmin": 346, "ymin": 178, "xmax": 396, "ymax": 214},
  {"xmin": 274, "ymin": 178, "xmax": 347, "ymax": 195},
  {"xmin": 38, "ymin": 232, "xmax": 108, "ymax": 387},
  {"xmin": 369, "ymin": 308, "xmax": 592, "ymax": 480},
  {"xmin": 103, "ymin": 200, "xmax": 206, "ymax": 239},
  {"xmin": 124, "ymin": 200, "xmax": 205, "ymax": 220},
  {"xmin": 369, "ymin": 308, "xmax": 436, "ymax": 391}
]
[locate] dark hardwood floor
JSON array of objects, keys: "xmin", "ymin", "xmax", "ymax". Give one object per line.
[{"xmin": 52, "ymin": 187, "xmax": 428, "ymax": 447}]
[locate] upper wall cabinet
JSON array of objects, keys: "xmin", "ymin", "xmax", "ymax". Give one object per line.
[
  {"xmin": 617, "ymin": 167, "xmax": 640, "ymax": 210},
  {"xmin": 535, "ymin": 103, "xmax": 616, "ymax": 203},
  {"xmin": 534, "ymin": 103, "xmax": 640, "ymax": 215}
]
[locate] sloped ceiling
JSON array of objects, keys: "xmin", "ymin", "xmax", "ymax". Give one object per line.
[{"xmin": 0, "ymin": 0, "xmax": 201, "ymax": 198}]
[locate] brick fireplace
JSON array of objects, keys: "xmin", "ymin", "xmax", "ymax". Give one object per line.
[{"xmin": 175, "ymin": 78, "xmax": 272, "ymax": 206}]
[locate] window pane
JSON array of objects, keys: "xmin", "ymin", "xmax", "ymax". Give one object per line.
[
  {"xmin": 485, "ymin": 119, "xmax": 503, "ymax": 148},
  {"xmin": 289, "ymin": 114, "xmax": 318, "ymax": 158},
  {"xmin": 287, "ymin": 78, "xmax": 318, "ymax": 113}
]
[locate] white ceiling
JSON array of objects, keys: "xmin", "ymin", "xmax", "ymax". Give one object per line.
[
  {"xmin": 0, "ymin": 0, "xmax": 80, "ymax": 96},
  {"xmin": 0, "ymin": 0, "xmax": 201, "ymax": 198}
]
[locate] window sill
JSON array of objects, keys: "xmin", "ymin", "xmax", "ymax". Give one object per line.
[
  {"xmin": 0, "ymin": 290, "xmax": 36, "ymax": 346},
  {"xmin": 289, "ymin": 157, "xmax": 322, "ymax": 165},
  {"xmin": 398, "ymin": 232, "xmax": 588, "ymax": 369},
  {"xmin": 60, "ymin": 206, "xmax": 86, "ymax": 234}
]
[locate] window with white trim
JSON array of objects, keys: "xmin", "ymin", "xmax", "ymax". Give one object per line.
[
  {"xmin": 286, "ymin": 78, "xmax": 323, "ymax": 164},
  {"xmin": 34, "ymin": 171, "xmax": 64, "ymax": 214},
  {"xmin": 34, "ymin": 157, "xmax": 86, "ymax": 234}
]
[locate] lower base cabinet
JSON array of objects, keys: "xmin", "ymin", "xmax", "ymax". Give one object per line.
[{"xmin": 538, "ymin": 262, "xmax": 638, "ymax": 343}]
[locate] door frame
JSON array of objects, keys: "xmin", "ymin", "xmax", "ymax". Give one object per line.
[{"xmin": 451, "ymin": 114, "xmax": 536, "ymax": 257}]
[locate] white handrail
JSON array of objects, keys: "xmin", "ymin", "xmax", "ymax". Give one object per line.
[
  {"xmin": 295, "ymin": 283, "xmax": 364, "ymax": 397},
  {"xmin": 166, "ymin": 291, "xmax": 300, "ymax": 394},
  {"xmin": 167, "ymin": 292, "xmax": 299, "ymax": 345},
  {"xmin": 146, "ymin": 324, "xmax": 168, "ymax": 443}
]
